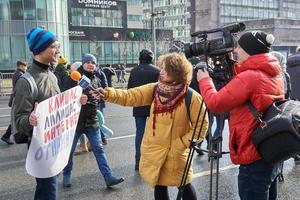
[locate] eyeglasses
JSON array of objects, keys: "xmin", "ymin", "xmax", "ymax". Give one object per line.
[{"xmin": 49, "ymin": 42, "xmax": 61, "ymax": 50}]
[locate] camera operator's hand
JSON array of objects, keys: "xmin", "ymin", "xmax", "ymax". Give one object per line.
[{"xmin": 197, "ymin": 67, "xmax": 210, "ymax": 82}]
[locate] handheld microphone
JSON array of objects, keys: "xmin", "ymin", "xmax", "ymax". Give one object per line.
[{"xmin": 70, "ymin": 71, "xmax": 97, "ymax": 91}]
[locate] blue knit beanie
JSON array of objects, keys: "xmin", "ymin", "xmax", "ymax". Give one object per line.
[
  {"xmin": 27, "ymin": 27, "xmax": 57, "ymax": 55},
  {"xmin": 82, "ymin": 53, "xmax": 97, "ymax": 65}
]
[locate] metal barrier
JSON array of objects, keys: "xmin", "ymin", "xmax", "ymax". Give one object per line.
[{"xmin": 0, "ymin": 72, "xmax": 13, "ymax": 96}]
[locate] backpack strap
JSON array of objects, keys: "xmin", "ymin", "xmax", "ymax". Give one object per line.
[
  {"xmin": 20, "ymin": 72, "xmax": 38, "ymax": 100},
  {"xmin": 185, "ymin": 87, "xmax": 193, "ymax": 122}
]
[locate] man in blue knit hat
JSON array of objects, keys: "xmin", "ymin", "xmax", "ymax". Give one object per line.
[
  {"xmin": 14, "ymin": 27, "xmax": 87, "ymax": 200},
  {"xmin": 62, "ymin": 53, "xmax": 124, "ymax": 188}
]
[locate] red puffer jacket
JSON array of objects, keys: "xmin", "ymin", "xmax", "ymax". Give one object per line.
[{"xmin": 199, "ymin": 53, "xmax": 284, "ymax": 165}]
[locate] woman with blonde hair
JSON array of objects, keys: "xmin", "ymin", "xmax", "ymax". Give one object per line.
[{"xmin": 98, "ymin": 52, "xmax": 208, "ymax": 199}]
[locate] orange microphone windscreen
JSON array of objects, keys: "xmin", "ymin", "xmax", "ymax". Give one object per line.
[{"xmin": 70, "ymin": 71, "xmax": 82, "ymax": 81}]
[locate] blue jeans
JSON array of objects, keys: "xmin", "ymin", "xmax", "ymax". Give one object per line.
[
  {"xmin": 63, "ymin": 128, "xmax": 112, "ymax": 179},
  {"xmin": 34, "ymin": 176, "xmax": 57, "ymax": 200},
  {"xmin": 135, "ymin": 117, "xmax": 147, "ymax": 162},
  {"xmin": 238, "ymin": 159, "xmax": 281, "ymax": 200}
]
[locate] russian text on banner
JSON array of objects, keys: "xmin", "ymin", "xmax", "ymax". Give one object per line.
[{"xmin": 26, "ymin": 86, "xmax": 83, "ymax": 178}]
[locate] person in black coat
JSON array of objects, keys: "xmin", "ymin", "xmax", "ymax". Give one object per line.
[
  {"xmin": 287, "ymin": 46, "xmax": 300, "ymax": 163},
  {"xmin": 127, "ymin": 49, "xmax": 160, "ymax": 170},
  {"xmin": 1, "ymin": 60, "xmax": 28, "ymax": 145},
  {"xmin": 103, "ymin": 64, "xmax": 115, "ymax": 87},
  {"xmin": 287, "ymin": 47, "xmax": 300, "ymax": 100}
]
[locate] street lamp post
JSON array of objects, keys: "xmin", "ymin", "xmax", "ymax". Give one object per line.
[{"xmin": 150, "ymin": 0, "xmax": 156, "ymax": 62}]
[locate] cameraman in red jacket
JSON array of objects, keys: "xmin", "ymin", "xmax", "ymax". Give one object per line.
[{"xmin": 197, "ymin": 31, "xmax": 284, "ymax": 200}]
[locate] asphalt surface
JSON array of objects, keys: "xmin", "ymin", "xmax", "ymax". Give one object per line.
[{"xmin": 0, "ymin": 96, "xmax": 300, "ymax": 200}]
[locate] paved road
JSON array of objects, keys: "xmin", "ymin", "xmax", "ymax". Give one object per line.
[{"xmin": 0, "ymin": 96, "xmax": 299, "ymax": 200}]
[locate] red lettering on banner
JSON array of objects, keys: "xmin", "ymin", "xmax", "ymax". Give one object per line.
[{"xmin": 48, "ymin": 98, "xmax": 54, "ymax": 113}]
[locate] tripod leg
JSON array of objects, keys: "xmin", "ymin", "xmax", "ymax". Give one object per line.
[{"xmin": 209, "ymin": 156, "xmax": 214, "ymax": 200}]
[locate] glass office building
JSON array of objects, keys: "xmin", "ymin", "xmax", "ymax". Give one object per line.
[
  {"xmin": 68, "ymin": 0, "xmax": 171, "ymax": 66},
  {"xmin": 0, "ymin": 0, "xmax": 69, "ymax": 70},
  {"xmin": 142, "ymin": 0, "xmax": 190, "ymax": 41}
]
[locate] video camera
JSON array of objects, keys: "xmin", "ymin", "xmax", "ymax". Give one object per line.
[{"xmin": 171, "ymin": 23, "xmax": 246, "ymax": 87}]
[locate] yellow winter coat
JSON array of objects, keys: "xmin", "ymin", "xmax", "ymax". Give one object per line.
[{"xmin": 104, "ymin": 83, "xmax": 208, "ymax": 187}]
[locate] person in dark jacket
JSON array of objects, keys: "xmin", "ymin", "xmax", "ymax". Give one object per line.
[
  {"xmin": 127, "ymin": 49, "xmax": 160, "ymax": 170},
  {"xmin": 96, "ymin": 65, "xmax": 109, "ymax": 144},
  {"xmin": 287, "ymin": 47, "xmax": 300, "ymax": 163},
  {"xmin": 1, "ymin": 60, "xmax": 27, "ymax": 145},
  {"xmin": 287, "ymin": 46, "xmax": 300, "ymax": 100},
  {"xmin": 54, "ymin": 56, "xmax": 69, "ymax": 91},
  {"xmin": 198, "ymin": 31, "xmax": 284, "ymax": 200},
  {"xmin": 62, "ymin": 53, "xmax": 124, "ymax": 188},
  {"xmin": 103, "ymin": 64, "xmax": 115, "ymax": 87}
]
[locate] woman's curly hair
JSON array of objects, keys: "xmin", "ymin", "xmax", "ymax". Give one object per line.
[{"xmin": 157, "ymin": 53, "xmax": 192, "ymax": 84}]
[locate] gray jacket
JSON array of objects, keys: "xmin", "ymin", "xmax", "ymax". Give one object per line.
[{"xmin": 14, "ymin": 60, "xmax": 60, "ymax": 137}]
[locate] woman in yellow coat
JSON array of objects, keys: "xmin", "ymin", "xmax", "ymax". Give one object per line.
[{"xmin": 100, "ymin": 53, "xmax": 208, "ymax": 200}]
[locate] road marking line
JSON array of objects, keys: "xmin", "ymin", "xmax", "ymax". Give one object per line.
[
  {"xmin": 108, "ymin": 134, "xmax": 135, "ymax": 140},
  {"xmin": 194, "ymin": 164, "xmax": 238, "ymax": 178}
]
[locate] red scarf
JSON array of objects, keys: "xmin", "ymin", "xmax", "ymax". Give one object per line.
[{"xmin": 152, "ymin": 80, "xmax": 188, "ymax": 135}]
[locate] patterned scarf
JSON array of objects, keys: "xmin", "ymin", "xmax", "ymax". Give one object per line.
[{"xmin": 152, "ymin": 80, "xmax": 188, "ymax": 135}]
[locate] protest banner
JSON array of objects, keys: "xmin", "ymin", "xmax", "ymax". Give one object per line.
[{"xmin": 26, "ymin": 86, "xmax": 82, "ymax": 178}]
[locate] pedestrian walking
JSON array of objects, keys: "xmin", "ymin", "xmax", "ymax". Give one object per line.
[
  {"xmin": 127, "ymin": 49, "xmax": 160, "ymax": 170},
  {"xmin": 62, "ymin": 53, "xmax": 124, "ymax": 188},
  {"xmin": 1, "ymin": 60, "xmax": 28, "ymax": 145}
]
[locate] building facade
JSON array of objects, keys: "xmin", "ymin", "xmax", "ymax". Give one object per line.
[
  {"xmin": 0, "ymin": 0, "xmax": 69, "ymax": 70},
  {"xmin": 190, "ymin": 0, "xmax": 300, "ymax": 53},
  {"xmin": 68, "ymin": 0, "xmax": 172, "ymax": 66},
  {"xmin": 142, "ymin": 0, "xmax": 190, "ymax": 41},
  {"xmin": 127, "ymin": 0, "xmax": 143, "ymax": 28}
]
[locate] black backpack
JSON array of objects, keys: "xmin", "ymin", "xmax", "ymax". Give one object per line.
[{"xmin": 248, "ymin": 99, "xmax": 300, "ymax": 164}]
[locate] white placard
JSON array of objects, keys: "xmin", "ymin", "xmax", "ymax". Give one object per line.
[{"xmin": 26, "ymin": 86, "xmax": 82, "ymax": 178}]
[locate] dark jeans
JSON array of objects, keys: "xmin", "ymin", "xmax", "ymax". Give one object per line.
[
  {"xmin": 63, "ymin": 128, "xmax": 112, "ymax": 179},
  {"xmin": 238, "ymin": 159, "xmax": 281, "ymax": 200},
  {"xmin": 34, "ymin": 176, "xmax": 57, "ymax": 200},
  {"xmin": 134, "ymin": 116, "xmax": 147, "ymax": 162}
]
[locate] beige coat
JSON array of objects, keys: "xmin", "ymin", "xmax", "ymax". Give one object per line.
[{"xmin": 104, "ymin": 83, "xmax": 208, "ymax": 187}]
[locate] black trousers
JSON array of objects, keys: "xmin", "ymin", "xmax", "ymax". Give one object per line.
[{"xmin": 154, "ymin": 184, "xmax": 197, "ymax": 200}]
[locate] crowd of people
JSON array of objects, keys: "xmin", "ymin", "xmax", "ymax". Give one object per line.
[{"xmin": 1, "ymin": 26, "xmax": 300, "ymax": 200}]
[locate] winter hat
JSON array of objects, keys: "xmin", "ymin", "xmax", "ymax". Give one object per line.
[
  {"xmin": 82, "ymin": 53, "xmax": 97, "ymax": 65},
  {"xmin": 238, "ymin": 31, "xmax": 275, "ymax": 55},
  {"xmin": 27, "ymin": 27, "xmax": 57, "ymax": 55},
  {"xmin": 57, "ymin": 56, "xmax": 67, "ymax": 64},
  {"xmin": 139, "ymin": 49, "xmax": 153, "ymax": 63}
]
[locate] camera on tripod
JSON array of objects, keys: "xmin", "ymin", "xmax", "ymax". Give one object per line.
[
  {"xmin": 184, "ymin": 22, "xmax": 245, "ymax": 58},
  {"xmin": 177, "ymin": 23, "xmax": 246, "ymax": 86}
]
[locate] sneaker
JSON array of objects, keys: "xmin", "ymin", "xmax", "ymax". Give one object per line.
[
  {"xmin": 63, "ymin": 175, "xmax": 71, "ymax": 188},
  {"xmin": 1, "ymin": 137, "xmax": 14, "ymax": 145},
  {"xmin": 105, "ymin": 176, "xmax": 124, "ymax": 187},
  {"xmin": 102, "ymin": 137, "xmax": 108, "ymax": 145},
  {"xmin": 74, "ymin": 143, "xmax": 89, "ymax": 155}
]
